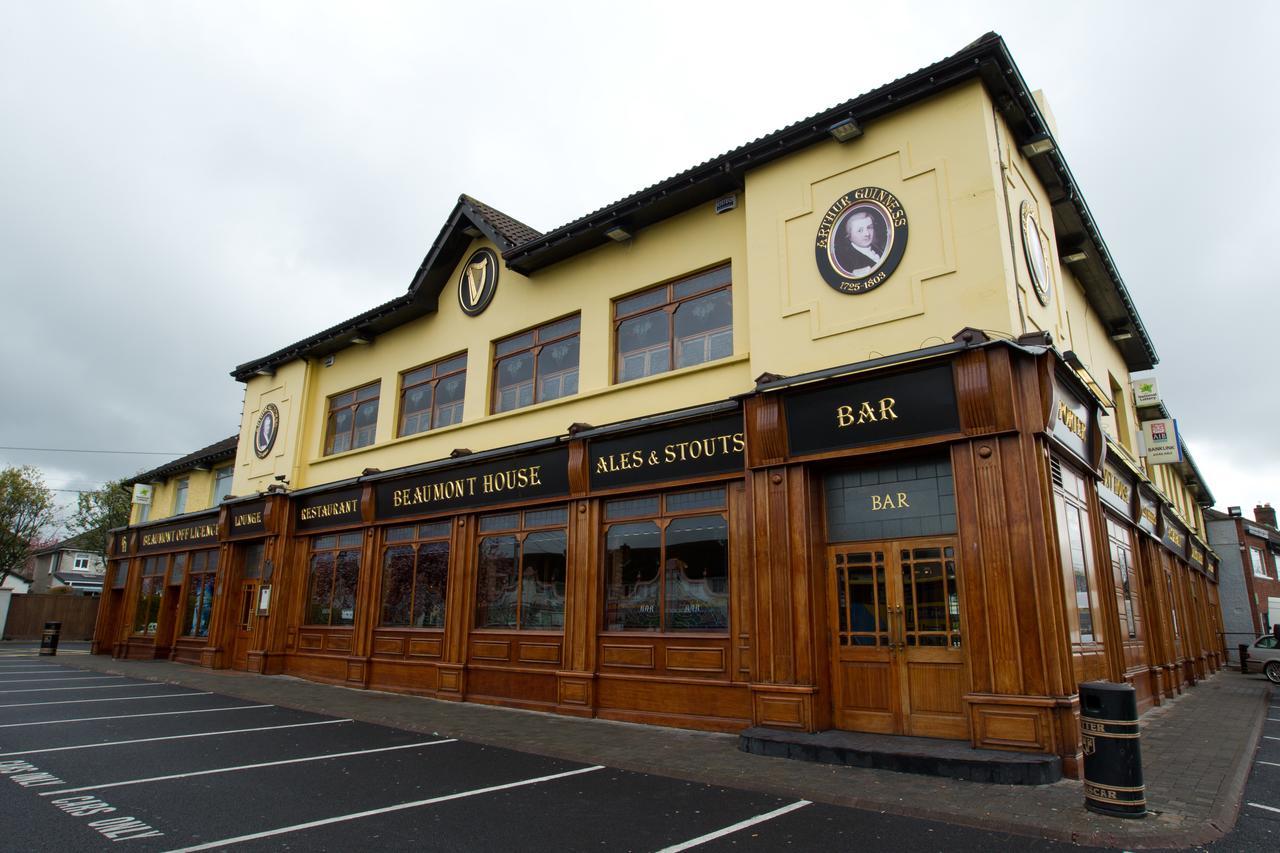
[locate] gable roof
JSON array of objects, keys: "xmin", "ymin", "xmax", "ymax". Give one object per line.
[
  {"xmin": 231, "ymin": 31, "xmax": 1157, "ymax": 381},
  {"xmin": 232, "ymin": 195, "xmax": 540, "ymax": 381},
  {"xmin": 123, "ymin": 435, "xmax": 239, "ymax": 487}
]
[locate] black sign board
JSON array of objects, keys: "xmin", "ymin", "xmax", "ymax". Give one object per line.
[
  {"xmin": 1137, "ymin": 491, "xmax": 1160, "ymax": 537},
  {"xmin": 783, "ymin": 363, "xmax": 960, "ymax": 458},
  {"xmin": 1050, "ymin": 372, "xmax": 1093, "ymax": 464},
  {"xmin": 588, "ymin": 414, "xmax": 744, "ymax": 491},
  {"xmin": 825, "ymin": 455, "xmax": 956, "ymax": 542},
  {"xmin": 228, "ymin": 500, "xmax": 267, "ymax": 538},
  {"xmin": 137, "ymin": 514, "xmax": 220, "ymax": 554},
  {"xmin": 1189, "ymin": 541, "xmax": 1206, "ymax": 570},
  {"xmin": 296, "ymin": 487, "xmax": 364, "ymax": 531},
  {"xmin": 375, "ymin": 447, "xmax": 570, "ymax": 520},
  {"xmin": 1099, "ymin": 462, "xmax": 1135, "ymax": 519},
  {"xmin": 1162, "ymin": 513, "xmax": 1188, "ymax": 559}
]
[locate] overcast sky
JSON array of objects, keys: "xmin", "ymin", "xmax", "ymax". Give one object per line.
[{"xmin": 2, "ymin": 1, "xmax": 1277, "ymax": 526}]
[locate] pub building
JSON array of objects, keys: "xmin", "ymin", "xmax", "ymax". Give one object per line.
[{"xmin": 93, "ymin": 33, "xmax": 1224, "ymax": 778}]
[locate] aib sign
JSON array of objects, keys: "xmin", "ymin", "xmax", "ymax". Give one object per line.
[{"xmin": 458, "ymin": 248, "xmax": 499, "ymax": 316}]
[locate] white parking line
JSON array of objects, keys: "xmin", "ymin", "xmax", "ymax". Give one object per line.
[
  {"xmin": 163, "ymin": 764, "xmax": 604, "ymax": 852},
  {"xmin": 1259, "ymin": 761, "xmax": 1280, "ymax": 767},
  {"xmin": 0, "ymin": 682, "xmax": 160, "ymax": 695},
  {"xmin": 655, "ymin": 801, "xmax": 813, "ymax": 853},
  {"xmin": 0, "ymin": 718, "xmax": 351, "ymax": 757},
  {"xmin": 0, "ymin": 676, "xmax": 126, "ymax": 684},
  {"xmin": 42, "ymin": 738, "xmax": 459, "ymax": 796},
  {"xmin": 0, "ymin": 704, "xmax": 272, "ymax": 728},
  {"xmin": 1249, "ymin": 802, "xmax": 1280, "ymax": 814},
  {"xmin": 0, "ymin": 691, "xmax": 211, "ymax": 709}
]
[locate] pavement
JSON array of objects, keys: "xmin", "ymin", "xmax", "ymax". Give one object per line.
[{"xmin": 12, "ymin": 642, "xmax": 1275, "ymax": 849}]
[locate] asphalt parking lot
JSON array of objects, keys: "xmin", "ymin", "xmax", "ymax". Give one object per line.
[{"xmin": 0, "ymin": 648, "xmax": 1116, "ymax": 852}]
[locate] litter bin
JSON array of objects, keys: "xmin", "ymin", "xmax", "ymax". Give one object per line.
[
  {"xmin": 1080, "ymin": 681, "xmax": 1145, "ymax": 818},
  {"xmin": 39, "ymin": 621, "xmax": 62, "ymax": 656}
]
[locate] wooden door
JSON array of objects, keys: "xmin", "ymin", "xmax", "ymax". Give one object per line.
[
  {"xmin": 828, "ymin": 538, "xmax": 967, "ymax": 738},
  {"xmin": 231, "ymin": 580, "xmax": 258, "ymax": 670}
]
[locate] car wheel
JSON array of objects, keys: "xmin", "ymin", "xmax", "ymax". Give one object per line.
[{"xmin": 1265, "ymin": 659, "xmax": 1280, "ymax": 685}]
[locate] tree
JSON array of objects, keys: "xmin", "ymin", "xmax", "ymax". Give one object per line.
[
  {"xmin": 0, "ymin": 465, "xmax": 58, "ymax": 584},
  {"xmin": 67, "ymin": 477, "xmax": 133, "ymax": 559}
]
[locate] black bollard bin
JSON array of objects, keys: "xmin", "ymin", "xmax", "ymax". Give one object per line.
[
  {"xmin": 39, "ymin": 621, "xmax": 62, "ymax": 656},
  {"xmin": 1080, "ymin": 681, "xmax": 1145, "ymax": 818}
]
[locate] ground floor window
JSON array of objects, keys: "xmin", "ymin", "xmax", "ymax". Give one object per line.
[
  {"xmin": 182, "ymin": 549, "xmax": 221, "ymax": 638},
  {"xmin": 475, "ymin": 507, "xmax": 567, "ymax": 629},
  {"xmin": 1052, "ymin": 458, "xmax": 1096, "ymax": 644},
  {"xmin": 380, "ymin": 521, "xmax": 451, "ymax": 627},
  {"xmin": 603, "ymin": 486, "xmax": 729, "ymax": 631},
  {"xmin": 132, "ymin": 556, "xmax": 166, "ymax": 635},
  {"xmin": 306, "ymin": 532, "xmax": 362, "ymax": 626},
  {"xmin": 1106, "ymin": 518, "xmax": 1140, "ymax": 640}
]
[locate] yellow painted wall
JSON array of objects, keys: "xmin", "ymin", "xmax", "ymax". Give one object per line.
[{"xmin": 128, "ymin": 464, "xmax": 229, "ymax": 525}]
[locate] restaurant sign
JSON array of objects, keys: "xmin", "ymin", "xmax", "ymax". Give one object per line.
[
  {"xmin": 783, "ymin": 363, "xmax": 960, "ymax": 458},
  {"xmin": 376, "ymin": 447, "xmax": 570, "ymax": 520},
  {"xmin": 588, "ymin": 414, "xmax": 744, "ymax": 490},
  {"xmin": 295, "ymin": 487, "xmax": 364, "ymax": 531}
]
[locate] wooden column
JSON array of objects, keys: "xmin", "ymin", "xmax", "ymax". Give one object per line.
[
  {"xmin": 436, "ymin": 512, "xmax": 476, "ymax": 700},
  {"xmin": 344, "ymin": 484, "xmax": 379, "ymax": 688},
  {"xmin": 743, "ymin": 393, "xmax": 823, "ymax": 731}
]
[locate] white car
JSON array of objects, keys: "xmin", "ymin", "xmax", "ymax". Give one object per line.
[{"xmin": 1247, "ymin": 634, "xmax": 1280, "ymax": 683}]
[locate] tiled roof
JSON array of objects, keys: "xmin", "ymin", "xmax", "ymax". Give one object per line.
[
  {"xmin": 460, "ymin": 195, "xmax": 542, "ymax": 248},
  {"xmin": 124, "ymin": 435, "xmax": 239, "ymax": 487}
]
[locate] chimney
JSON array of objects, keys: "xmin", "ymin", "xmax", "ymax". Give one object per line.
[{"xmin": 1254, "ymin": 503, "xmax": 1277, "ymax": 528}]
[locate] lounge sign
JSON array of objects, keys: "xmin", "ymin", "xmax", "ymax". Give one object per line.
[
  {"xmin": 296, "ymin": 487, "xmax": 364, "ymax": 531},
  {"xmin": 588, "ymin": 414, "xmax": 744, "ymax": 491},
  {"xmin": 137, "ymin": 516, "xmax": 219, "ymax": 553},
  {"xmin": 376, "ymin": 447, "xmax": 570, "ymax": 520},
  {"xmin": 783, "ymin": 363, "xmax": 960, "ymax": 458},
  {"xmin": 229, "ymin": 501, "xmax": 267, "ymax": 538}
]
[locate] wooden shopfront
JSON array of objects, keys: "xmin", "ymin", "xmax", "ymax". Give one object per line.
[
  {"xmin": 119, "ymin": 510, "xmax": 220, "ymax": 661},
  {"xmin": 101, "ymin": 340, "xmax": 1222, "ymax": 773},
  {"xmin": 92, "ymin": 529, "xmax": 133, "ymax": 657}
]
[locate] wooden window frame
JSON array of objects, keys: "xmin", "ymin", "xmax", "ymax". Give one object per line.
[
  {"xmin": 378, "ymin": 522, "xmax": 452, "ymax": 628},
  {"xmin": 474, "ymin": 507, "xmax": 569, "ymax": 630},
  {"xmin": 304, "ymin": 533, "xmax": 363, "ymax": 627},
  {"xmin": 1051, "ymin": 457, "xmax": 1099, "ymax": 645},
  {"xmin": 398, "ymin": 353, "xmax": 467, "ymax": 438},
  {"xmin": 132, "ymin": 556, "xmax": 167, "ymax": 636},
  {"xmin": 602, "ymin": 486, "xmax": 730, "ymax": 634},
  {"xmin": 324, "ymin": 381, "xmax": 381, "ymax": 456},
  {"xmin": 181, "ymin": 549, "xmax": 220, "ymax": 638},
  {"xmin": 613, "ymin": 264, "xmax": 732, "ymax": 384},
  {"xmin": 491, "ymin": 316, "xmax": 580, "ymax": 414},
  {"xmin": 212, "ymin": 466, "xmax": 234, "ymax": 503}
]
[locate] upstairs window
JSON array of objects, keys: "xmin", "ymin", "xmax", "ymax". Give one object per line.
[
  {"xmin": 325, "ymin": 381, "xmax": 380, "ymax": 455},
  {"xmin": 492, "ymin": 316, "xmax": 580, "ymax": 413},
  {"xmin": 213, "ymin": 466, "xmax": 234, "ymax": 503},
  {"xmin": 173, "ymin": 478, "xmax": 189, "ymax": 515},
  {"xmin": 615, "ymin": 265, "xmax": 732, "ymax": 383},
  {"xmin": 399, "ymin": 354, "xmax": 467, "ymax": 437},
  {"xmin": 73, "ymin": 555, "xmax": 91, "ymax": 570}
]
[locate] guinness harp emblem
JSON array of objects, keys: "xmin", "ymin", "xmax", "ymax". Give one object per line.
[{"xmin": 458, "ymin": 248, "xmax": 499, "ymax": 316}]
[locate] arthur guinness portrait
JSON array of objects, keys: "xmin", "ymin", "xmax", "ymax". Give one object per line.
[{"xmin": 815, "ymin": 187, "xmax": 909, "ymax": 295}]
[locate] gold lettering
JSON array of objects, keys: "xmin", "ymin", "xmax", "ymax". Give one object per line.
[
  {"xmin": 838, "ymin": 397, "xmax": 899, "ymax": 429},
  {"xmin": 1057, "ymin": 401, "xmax": 1087, "ymax": 440}
]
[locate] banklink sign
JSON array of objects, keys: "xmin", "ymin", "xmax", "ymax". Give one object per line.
[
  {"xmin": 588, "ymin": 414, "xmax": 744, "ymax": 490},
  {"xmin": 782, "ymin": 363, "xmax": 959, "ymax": 457}
]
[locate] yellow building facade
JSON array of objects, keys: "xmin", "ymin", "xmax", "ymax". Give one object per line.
[{"xmin": 96, "ymin": 34, "xmax": 1222, "ymax": 785}]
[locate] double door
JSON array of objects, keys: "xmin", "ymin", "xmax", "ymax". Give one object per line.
[
  {"xmin": 231, "ymin": 580, "xmax": 259, "ymax": 670},
  {"xmin": 827, "ymin": 538, "xmax": 968, "ymax": 739}
]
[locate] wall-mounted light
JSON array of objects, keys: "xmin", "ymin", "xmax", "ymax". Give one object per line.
[
  {"xmin": 604, "ymin": 225, "xmax": 631, "ymax": 242},
  {"xmin": 1109, "ymin": 325, "xmax": 1134, "ymax": 342},
  {"xmin": 350, "ymin": 334, "xmax": 372, "ymax": 345},
  {"xmin": 1061, "ymin": 250, "xmax": 1088, "ymax": 265},
  {"xmin": 1020, "ymin": 134, "xmax": 1056, "ymax": 157},
  {"xmin": 253, "ymin": 367, "xmax": 274, "ymax": 377},
  {"xmin": 828, "ymin": 118, "xmax": 862, "ymax": 142}
]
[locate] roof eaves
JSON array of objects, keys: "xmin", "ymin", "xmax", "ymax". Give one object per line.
[{"xmin": 124, "ymin": 435, "xmax": 239, "ymax": 487}]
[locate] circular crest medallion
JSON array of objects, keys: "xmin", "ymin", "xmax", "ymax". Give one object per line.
[
  {"xmin": 458, "ymin": 248, "xmax": 499, "ymax": 316},
  {"xmin": 815, "ymin": 187, "xmax": 909, "ymax": 294},
  {"xmin": 253, "ymin": 403, "xmax": 280, "ymax": 459},
  {"xmin": 1020, "ymin": 201, "xmax": 1052, "ymax": 306}
]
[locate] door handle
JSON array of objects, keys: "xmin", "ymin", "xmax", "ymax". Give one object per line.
[{"xmin": 894, "ymin": 605, "xmax": 906, "ymax": 652}]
